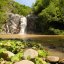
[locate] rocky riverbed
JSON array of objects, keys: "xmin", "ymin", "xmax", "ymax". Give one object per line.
[
  {"xmin": 0, "ymin": 39, "xmax": 64, "ymax": 64},
  {"xmin": 14, "ymin": 49, "xmax": 64, "ymax": 64}
]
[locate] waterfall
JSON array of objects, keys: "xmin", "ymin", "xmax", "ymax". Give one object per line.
[
  {"xmin": 3, "ymin": 13, "xmax": 27, "ymax": 34},
  {"xmin": 2, "ymin": 13, "xmax": 37, "ymax": 34},
  {"xmin": 19, "ymin": 16, "xmax": 27, "ymax": 34}
]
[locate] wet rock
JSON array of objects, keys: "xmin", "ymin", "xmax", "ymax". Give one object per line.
[
  {"xmin": 3, "ymin": 51, "xmax": 15, "ymax": 60},
  {"xmin": 23, "ymin": 49, "xmax": 38, "ymax": 59},
  {"xmin": 14, "ymin": 60, "xmax": 34, "ymax": 64},
  {"xmin": 5, "ymin": 51, "xmax": 15, "ymax": 57},
  {"xmin": 59, "ymin": 59, "xmax": 64, "ymax": 64},
  {"xmin": 46, "ymin": 56, "xmax": 59, "ymax": 62},
  {"xmin": 3, "ymin": 13, "xmax": 27, "ymax": 34},
  {"xmin": 27, "ymin": 14, "xmax": 38, "ymax": 34}
]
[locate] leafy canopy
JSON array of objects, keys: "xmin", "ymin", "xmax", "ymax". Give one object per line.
[
  {"xmin": 33, "ymin": 0, "xmax": 64, "ymax": 34},
  {"xmin": 0, "ymin": 0, "xmax": 32, "ymax": 30}
]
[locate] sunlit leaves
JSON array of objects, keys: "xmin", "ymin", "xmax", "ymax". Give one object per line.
[
  {"xmin": 33, "ymin": 0, "xmax": 64, "ymax": 34},
  {"xmin": 0, "ymin": 0, "xmax": 32, "ymax": 32}
]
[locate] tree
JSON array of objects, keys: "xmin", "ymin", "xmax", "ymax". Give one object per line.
[
  {"xmin": 33, "ymin": 0, "xmax": 64, "ymax": 34},
  {"xmin": 0, "ymin": 0, "xmax": 32, "ymax": 31}
]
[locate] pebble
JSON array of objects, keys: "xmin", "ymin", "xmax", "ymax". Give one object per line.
[
  {"xmin": 46, "ymin": 56, "xmax": 59, "ymax": 62},
  {"xmin": 14, "ymin": 60, "xmax": 34, "ymax": 64}
]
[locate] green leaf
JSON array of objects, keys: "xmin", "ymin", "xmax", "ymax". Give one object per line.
[{"xmin": 38, "ymin": 50, "xmax": 48, "ymax": 57}]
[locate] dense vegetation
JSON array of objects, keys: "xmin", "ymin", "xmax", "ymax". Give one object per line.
[
  {"xmin": 0, "ymin": 0, "xmax": 31, "ymax": 30},
  {"xmin": 0, "ymin": 0, "xmax": 64, "ymax": 34},
  {"xmin": 33, "ymin": 0, "xmax": 64, "ymax": 35},
  {"xmin": 0, "ymin": 40, "xmax": 48, "ymax": 64},
  {"xmin": 0, "ymin": 0, "xmax": 64, "ymax": 64}
]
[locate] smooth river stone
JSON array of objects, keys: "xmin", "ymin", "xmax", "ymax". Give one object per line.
[
  {"xmin": 14, "ymin": 60, "xmax": 34, "ymax": 64},
  {"xmin": 5, "ymin": 51, "xmax": 15, "ymax": 57},
  {"xmin": 46, "ymin": 56, "xmax": 59, "ymax": 62},
  {"xmin": 23, "ymin": 49, "xmax": 38, "ymax": 59}
]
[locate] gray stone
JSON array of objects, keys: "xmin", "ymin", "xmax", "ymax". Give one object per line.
[
  {"xmin": 14, "ymin": 60, "xmax": 34, "ymax": 64},
  {"xmin": 2, "ymin": 13, "xmax": 38, "ymax": 34},
  {"xmin": 23, "ymin": 49, "xmax": 38, "ymax": 59},
  {"xmin": 2, "ymin": 51, "xmax": 15, "ymax": 60},
  {"xmin": 3, "ymin": 13, "xmax": 27, "ymax": 34},
  {"xmin": 46, "ymin": 56, "xmax": 59, "ymax": 62}
]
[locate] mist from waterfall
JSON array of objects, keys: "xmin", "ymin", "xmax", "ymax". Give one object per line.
[{"xmin": 19, "ymin": 16, "xmax": 27, "ymax": 34}]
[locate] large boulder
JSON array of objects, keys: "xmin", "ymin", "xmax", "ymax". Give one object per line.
[
  {"xmin": 3, "ymin": 13, "xmax": 21, "ymax": 34},
  {"xmin": 5, "ymin": 51, "xmax": 15, "ymax": 58},
  {"xmin": 46, "ymin": 56, "xmax": 59, "ymax": 62},
  {"xmin": 14, "ymin": 60, "xmax": 34, "ymax": 64},
  {"xmin": 23, "ymin": 49, "xmax": 38, "ymax": 59}
]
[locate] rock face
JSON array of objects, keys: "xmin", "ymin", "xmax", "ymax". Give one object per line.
[
  {"xmin": 2, "ymin": 13, "xmax": 38, "ymax": 34},
  {"xmin": 3, "ymin": 13, "xmax": 27, "ymax": 34},
  {"xmin": 23, "ymin": 49, "xmax": 38, "ymax": 59},
  {"xmin": 46, "ymin": 56, "xmax": 59, "ymax": 62},
  {"xmin": 14, "ymin": 60, "xmax": 34, "ymax": 64},
  {"xmin": 27, "ymin": 14, "xmax": 38, "ymax": 34}
]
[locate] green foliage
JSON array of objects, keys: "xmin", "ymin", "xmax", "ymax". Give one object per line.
[
  {"xmin": 11, "ymin": 52, "xmax": 23, "ymax": 62},
  {"xmin": 12, "ymin": 2, "xmax": 32, "ymax": 16},
  {"xmin": 0, "ymin": 40, "xmax": 48, "ymax": 64},
  {"xmin": 35, "ymin": 57, "xmax": 47, "ymax": 64},
  {"xmin": 33, "ymin": 0, "xmax": 50, "ymax": 14},
  {"xmin": 0, "ymin": 48, "xmax": 6, "ymax": 58},
  {"xmin": 49, "ymin": 27, "xmax": 64, "ymax": 35},
  {"xmin": 33, "ymin": 0, "xmax": 64, "ymax": 34},
  {"xmin": 38, "ymin": 50, "xmax": 48, "ymax": 57},
  {"xmin": 0, "ymin": 0, "xmax": 32, "ymax": 31},
  {"xmin": 0, "ymin": 40, "xmax": 24, "ymax": 53}
]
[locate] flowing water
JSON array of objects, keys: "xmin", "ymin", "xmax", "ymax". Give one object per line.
[{"xmin": 19, "ymin": 16, "xmax": 27, "ymax": 34}]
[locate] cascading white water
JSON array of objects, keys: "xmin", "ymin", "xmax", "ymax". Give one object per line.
[
  {"xmin": 3, "ymin": 13, "xmax": 28, "ymax": 34},
  {"xmin": 19, "ymin": 16, "xmax": 27, "ymax": 34}
]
